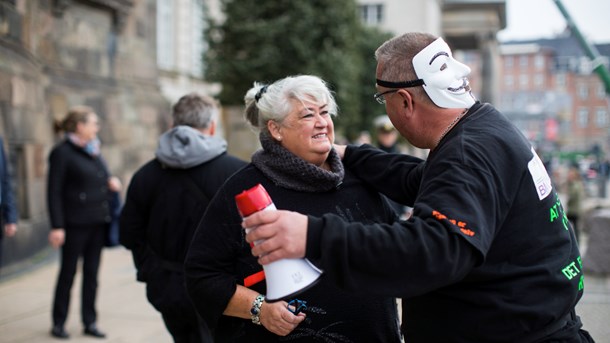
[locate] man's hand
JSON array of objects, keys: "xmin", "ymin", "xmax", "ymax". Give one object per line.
[
  {"xmin": 3, "ymin": 223, "xmax": 17, "ymax": 237},
  {"xmin": 243, "ymin": 210, "xmax": 308, "ymax": 265}
]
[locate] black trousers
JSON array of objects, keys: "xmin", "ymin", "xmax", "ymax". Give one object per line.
[
  {"xmin": 146, "ymin": 269, "xmax": 212, "ymax": 343},
  {"xmin": 0, "ymin": 218, "xmax": 5, "ymax": 274},
  {"xmin": 0, "ymin": 234, "xmax": 4, "ymax": 273},
  {"xmin": 52, "ymin": 224, "xmax": 105, "ymax": 327}
]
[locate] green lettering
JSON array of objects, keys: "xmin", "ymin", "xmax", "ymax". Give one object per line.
[
  {"xmin": 561, "ymin": 259, "xmax": 585, "ymax": 284},
  {"xmin": 579, "ymin": 275, "xmax": 585, "ymax": 291},
  {"xmin": 550, "ymin": 206, "xmax": 558, "ymax": 222}
]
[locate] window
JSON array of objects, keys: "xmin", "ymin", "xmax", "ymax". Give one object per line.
[
  {"xmin": 578, "ymin": 57, "xmax": 592, "ymax": 74},
  {"xmin": 157, "ymin": 0, "xmax": 175, "ymax": 70},
  {"xmin": 577, "ymin": 83, "xmax": 588, "ymax": 100},
  {"xmin": 505, "ymin": 75, "xmax": 514, "ymax": 89},
  {"xmin": 504, "ymin": 55, "xmax": 513, "ymax": 69},
  {"xmin": 519, "ymin": 74, "xmax": 529, "ymax": 88},
  {"xmin": 596, "ymin": 107, "xmax": 608, "ymax": 127},
  {"xmin": 534, "ymin": 74, "xmax": 544, "ymax": 88},
  {"xmin": 0, "ymin": 0, "xmax": 21, "ymax": 42},
  {"xmin": 190, "ymin": 0, "xmax": 204, "ymax": 77},
  {"xmin": 555, "ymin": 73, "xmax": 566, "ymax": 89},
  {"xmin": 519, "ymin": 55, "xmax": 528, "ymax": 68},
  {"xmin": 578, "ymin": 108, "xmax": 589, "ymax": 128},
  {"xmin": 360, "ymin": 4, "xmax": 384, "ymax": 25},
  {"xmin": 534, "ymin": 55, "xmax": 544, "ymax": 69},
  {"xmin": 597, "ymin": 84, "xmax": 606, "ymax": 99}
]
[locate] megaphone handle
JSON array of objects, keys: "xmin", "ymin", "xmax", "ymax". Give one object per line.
[
  {"xmin": 244, "ymin": 227, "xmax": 264, "ymax": 247},
  {"xmin": 243, "ymin": 202, "xmax": 276, "ymax": 247}
]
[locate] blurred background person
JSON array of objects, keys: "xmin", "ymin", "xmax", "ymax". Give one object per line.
[
  {"xmin": 47, "ymin": 106, "xmax": 122, "ymax": 339},
  {"xmin": 373, "ymin": 115, "xmax": 412, "ymax": 219},
  {"xmin": 353, "ymin": 130, "xmax": 372, "ymax": 146},
  {"xmin": 567, "ymin": 163, "xmax": 586, "ymax": 243},
  {"xmin": 0, "ymin": 135, "xmax": 18, "ymax": 273},
  {"xmin": 373, "ymin": 115, "xmax": 400, "ymax": 153},
  {"xmin": 119, "ymin": 93, "xmax": 246, "ymax": 343}
]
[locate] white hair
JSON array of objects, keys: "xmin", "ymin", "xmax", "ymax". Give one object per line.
[{"xmin": 244, "ymin": 75, "xmax": 338, "ymax": 134}]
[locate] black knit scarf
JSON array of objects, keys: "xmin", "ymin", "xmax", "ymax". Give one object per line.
[{"xmin": 251, "ymin": 133, "xmax": 345, "ymax": 192}]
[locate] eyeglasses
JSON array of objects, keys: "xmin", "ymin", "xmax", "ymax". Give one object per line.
[
  {"xmin": 374, "ymin": 78, "xmax": 425, "ymax": 105},
  {"xmin": 373, "ymin": 89, "xmax": 400, "ymax": 105}
]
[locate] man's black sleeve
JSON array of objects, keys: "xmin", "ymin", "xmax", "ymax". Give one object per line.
[{"xmin": 343, "ymin": 144, "xmax": 425, "ymax": 206}]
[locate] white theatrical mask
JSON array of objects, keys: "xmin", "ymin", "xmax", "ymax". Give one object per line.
[{"xmin": 412, "ymin": 37, "xmax": 476, "ymax": 109}]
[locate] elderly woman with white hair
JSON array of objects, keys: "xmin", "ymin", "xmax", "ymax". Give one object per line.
[{"xmin": 185, "ymin": 75, "xmax": 401, "ymax": 342}]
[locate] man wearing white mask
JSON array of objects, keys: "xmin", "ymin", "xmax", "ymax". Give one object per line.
[{"xmin": 243, "ymin": 32, "xmax": 594, "ymax": 342}]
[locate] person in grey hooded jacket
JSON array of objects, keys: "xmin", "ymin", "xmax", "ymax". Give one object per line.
[{"xmin": 119, "ymin": 93, "xmax": 246, "ymax": 343}]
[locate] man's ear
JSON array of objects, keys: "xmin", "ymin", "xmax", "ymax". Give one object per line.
[
  {"xmin": 397, "ymin": 89, "xmax": 415, "ymax": 113},
  {"xmin": 209, "ymin": 121, "xmax": 216, "ymax": 136}
]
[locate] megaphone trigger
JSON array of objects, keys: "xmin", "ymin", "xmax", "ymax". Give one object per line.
[{"xmin": 287, "ymin": 299, "xmax": 308, "ymax": 315}]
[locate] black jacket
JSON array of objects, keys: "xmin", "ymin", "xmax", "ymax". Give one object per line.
[
  {"xmin": 184, "ymin": 164, "xmax": 401, "ymax": 342},
  {"xmin": 307, "ymin": 103, "xmax": 586, "ymax": 342},
  {"xmin": 47, "ymin": 140, "xmax": 112, "ymax": 228},
  {"xmin": 119, "ymin": 153, "xmax": 246, "ymax": 281}
]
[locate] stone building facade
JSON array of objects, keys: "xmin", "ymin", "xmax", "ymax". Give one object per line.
[{"xmin": 0, "ymin": 0, "xmax": 169, "ymax": 271}]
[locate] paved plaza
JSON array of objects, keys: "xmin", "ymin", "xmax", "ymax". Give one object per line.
[{"xmin": 0, "ymin": 243, "xmax": 608, "ymax": 342}]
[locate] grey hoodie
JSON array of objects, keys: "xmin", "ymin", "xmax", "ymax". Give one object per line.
[{"xmin": 155, "ymin": 125, "xmax": 227, "ymax": 169}]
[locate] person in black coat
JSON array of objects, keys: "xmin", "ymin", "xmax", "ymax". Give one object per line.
[
  {"xmin": 47, "ymin": 106, "xmax": 122, "ymax": 339},
  {"xmin": 0, "ymin": 136, "xmax": 18, "ymax": 272},
  {"xmin": 119, "ymin": 93, "xmax": 246, "ymax": 343}
]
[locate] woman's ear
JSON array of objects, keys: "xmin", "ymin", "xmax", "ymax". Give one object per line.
[
  {"xmin": 75, "ymin": 121, "xmax": 85, "ymax": 133},
  {"xmin": 267, "ymin": 120, "xmax": 282, "ymax": 141}
]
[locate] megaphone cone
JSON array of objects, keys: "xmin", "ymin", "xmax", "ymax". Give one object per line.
[
  {"xmin": 235, "ymin": 184, "xmax": 323, "ymax": 302},
  {"xmin": 264, "ymin": 257, "xmax": 322, "ymax": 302}
]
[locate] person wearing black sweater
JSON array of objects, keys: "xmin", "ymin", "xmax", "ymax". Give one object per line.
[
  {"xmin": 47, "ymin": 106, "xmax": 122, "ymax": 339},
  {"xmin": 184, "ymin": 75, "xmax": 402, "ymax": 342},
  {"xmin": 119, "ymin": 93, "xmax": 246, "ymax": 342},
  {"xmin": 243, "ymin": 33, "xmax": 594, "ymax": 342}
]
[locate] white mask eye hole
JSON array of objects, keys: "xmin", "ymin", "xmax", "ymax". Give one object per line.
[{"xmin": 440, "ymin": 63, "xmax": 447, "ymax": 71}]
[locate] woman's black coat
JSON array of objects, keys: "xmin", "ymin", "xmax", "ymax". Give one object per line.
[{"xmin": 47, "ymin": 140, "xmax": 112, "ymax": 229}]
